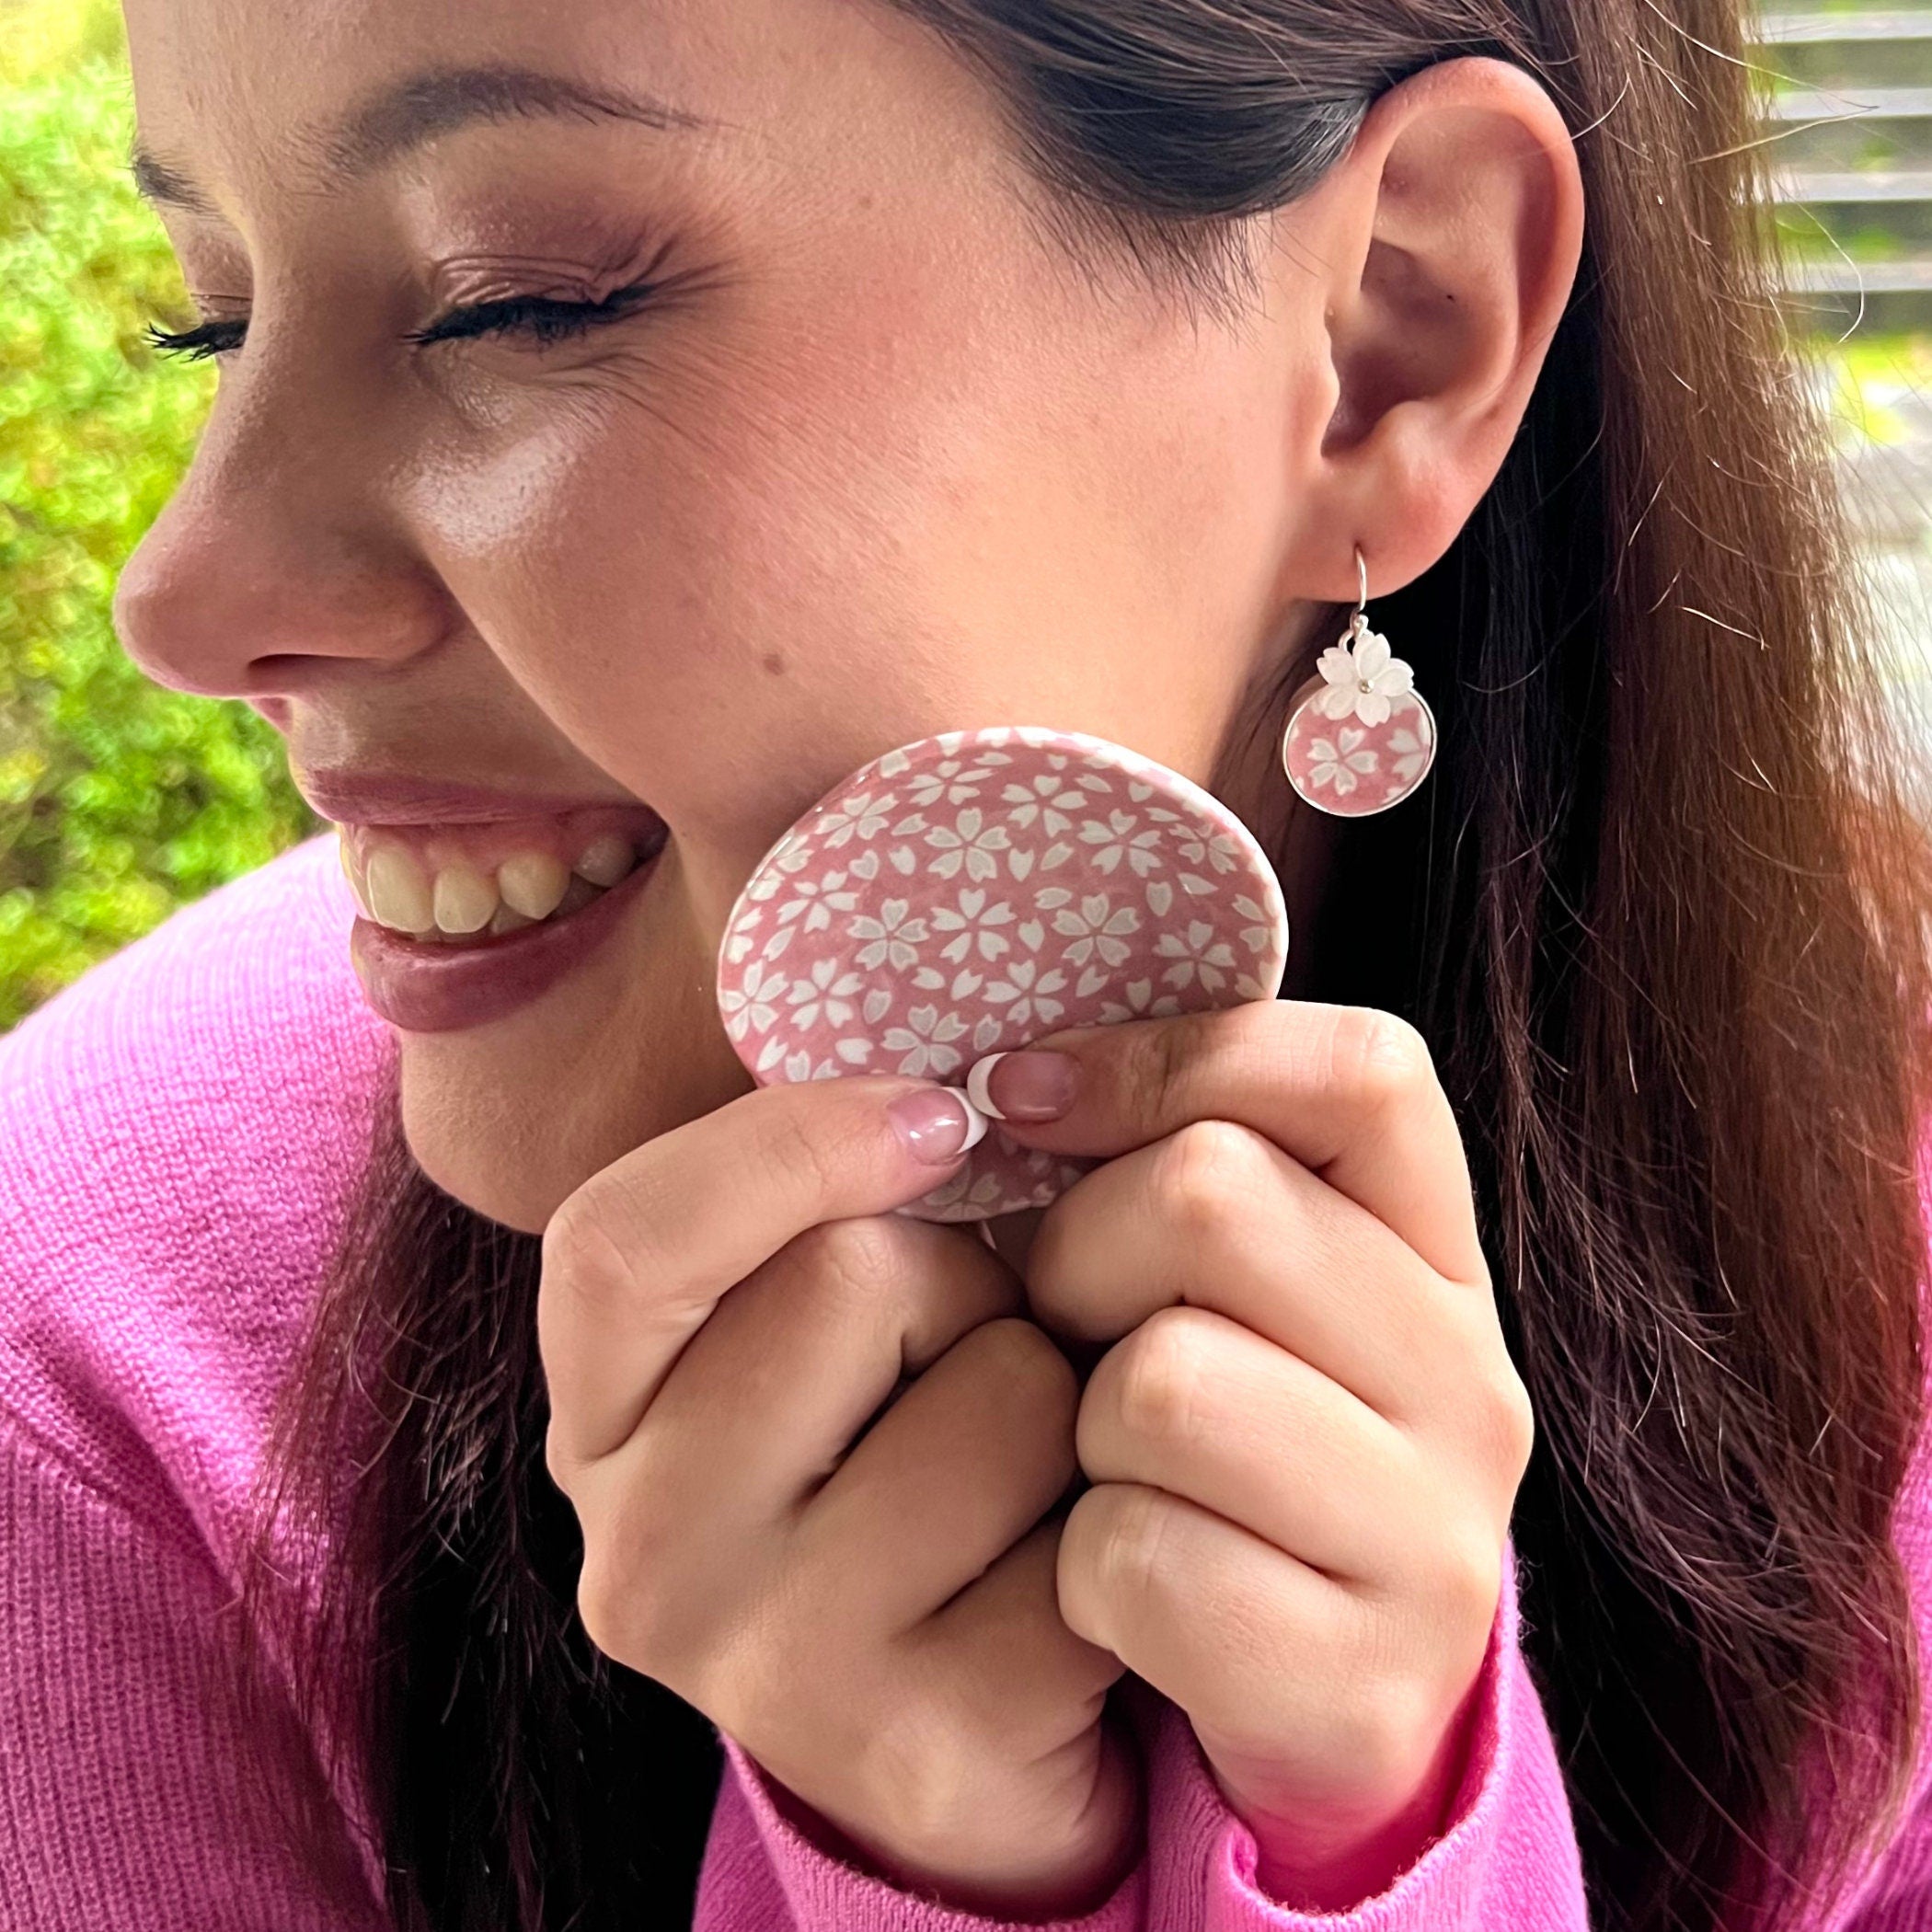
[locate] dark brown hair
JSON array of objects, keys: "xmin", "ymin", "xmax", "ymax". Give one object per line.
[{"xmin": 235, "ymin": 2, "xmax": 1932, "ymax": 1928}]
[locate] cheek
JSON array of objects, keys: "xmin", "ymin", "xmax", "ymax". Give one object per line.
[{"xmin": 403, "ymin": 325, "xmax": 1049, "ymax": 881}]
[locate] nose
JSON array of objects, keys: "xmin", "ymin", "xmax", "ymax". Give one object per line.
[{"xmin": 112, "ymin": 362, "xmax": 447, "ymax": 702}]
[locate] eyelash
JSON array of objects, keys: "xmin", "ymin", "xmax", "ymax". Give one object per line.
[{"xmin": 143, "ymin": 279, "xmax": 660, "ymax": 362}]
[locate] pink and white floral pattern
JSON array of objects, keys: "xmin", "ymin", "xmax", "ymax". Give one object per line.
[
  {"xmin": 1281, "ymin": 686, "xmax": 1437, "ymax": 818},
  {"xmin": 716, "ymin": 726, "xmax": 1292, "ymax": 1222}
]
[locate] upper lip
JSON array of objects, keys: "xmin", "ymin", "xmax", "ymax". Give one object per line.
[{"xmin": 295, "ymin": 767, "xmax": 661, "ymax": 828}]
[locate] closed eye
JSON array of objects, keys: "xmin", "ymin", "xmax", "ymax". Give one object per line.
[
  {"xmin": 144, "ymin": 316, "xmax": 244, "ymax": 362},
  {"xmin": 144, "ymin": 278, "xmax": 661, "ymax": 362},
  {"xmin": 404, "ymin": 280, "xmax": 660, "ymax": 347}
]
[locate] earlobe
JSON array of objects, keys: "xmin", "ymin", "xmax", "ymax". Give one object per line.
[{"xmin": 1285, "ymin": 57, "xmax": 1585, "ymax": 601}]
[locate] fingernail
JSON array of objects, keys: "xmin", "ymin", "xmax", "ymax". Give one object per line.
[
  {"xmin": 887, "ymin": 1086, "xmax": 990, "ymax": 1164},
  {"xmin": 965, "ymin": 1050, "xmax": 1080, "ymax": 1123}
]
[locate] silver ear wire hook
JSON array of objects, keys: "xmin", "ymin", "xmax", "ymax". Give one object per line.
[{"xmin": 1352, "ymin": 545, "xmax": 1369, "ymax": 632}]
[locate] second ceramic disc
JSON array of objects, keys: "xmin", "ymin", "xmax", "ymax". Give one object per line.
[{"xmin": 716, "ymin": 725, "xmax": 1290, "ymax": 1222}]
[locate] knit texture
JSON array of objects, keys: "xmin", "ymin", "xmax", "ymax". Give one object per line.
[{"xmin": 3, "ymin": 833, "xmax": 1928, "ymax": 1929}]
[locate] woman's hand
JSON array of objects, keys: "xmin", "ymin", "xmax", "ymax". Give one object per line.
[
  {"xmin": 536, "ymin": 1075, "xmax": 1140, "ymax": 1920},
  {"xmin": 979, "ymin": 1003, "xmax": 1533, "ymax": 1908}
]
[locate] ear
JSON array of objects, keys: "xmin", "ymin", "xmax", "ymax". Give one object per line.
[{"xmin": 1271, "ymin": 57, "xmax": 1585, "ymax": 604}]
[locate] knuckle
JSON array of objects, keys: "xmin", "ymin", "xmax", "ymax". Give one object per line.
[
  {"xmin": 541, "ymin": 1193, "xmax": 645, "ymax": 1312},
  {"xmin": 783, "ymin": 1215, "xmax": 908, "ymax": 1319},
  {"xmin": 976, "ymin": 1312, "xmax": 1075, "ymax": 1388},
  {"xmin": 966, "ymin": 1317, "xmax": 1080, "ymax": 1429},
  {"xmin": 543, "ymin": 1423, "xmax": 579, "ymax": 1494},
  {"xmin": 540, "ymin": 1167, "xmax": 707, "ymax": 1337},
  {"xmin": 1440, "ymin": 1530, "xmax": 1506, "ymax": 1636},
  {"xmin": 575, "ymin": 1516, "xmax": 696, "ymax": 1681},
  {"xmin": 866, "ymin": 1709, "xmax": 982, "ymax": 1858},
  {"xmin": 1083, "ymin": 1482, "xmax": 1172, "ymax": 1606},
  {"xmin": 1108, "ymin": 1307, "xmax": 1211, "ymax": 1449},
  {"xmin": 1449, "ymin": 1316, "xmax": 1535, "ymax": 1478},
  {"xmin": 1347, "ymin": 1668, "xmax": 1443, "ymax": 1800},
  {"xmin": 1320, "ymin": 1604, "xmax": 1442, "ymax": 1790},
  {"xmin": 1157, "ymin": 1117, "xmax": 1271, "ymax": 1238},
  {"xmin": 1331, "ymin": 1006, "xmax": 1435, "ymax": 1115},
  {"xmin": 1146, "ymin": 1011, "xmax": 1205, "ymax": 1122},
  {"xmin": 1217, "ymin": 999, "xmax": 1296, "ymax": 1082},
  {"xmin": 574, "ymin": 1548, "xmax": 637, "ymax": 1665},
  {"xmin": 1485, "ymin": 1359, "xmax": 1537, "ymax": 1478},
  {"xmin": 1142, "ymin": 1005, "xmax": 1283, "ymax": 1122}
]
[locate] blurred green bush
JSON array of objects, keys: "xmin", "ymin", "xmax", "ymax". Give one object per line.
[{"xmin": 0, "ymin": 0, "xmax": 320, "ymax": 1031}]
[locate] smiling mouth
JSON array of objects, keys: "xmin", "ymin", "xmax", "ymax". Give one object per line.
[{"xmin": 338, "ymin": 808, "xmax": 671, "ymax": 946}]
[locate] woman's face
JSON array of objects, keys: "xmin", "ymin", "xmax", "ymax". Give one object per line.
[{"xmin": 114, "ymin": 0, "xmax": 1338, "ymax": 1231}]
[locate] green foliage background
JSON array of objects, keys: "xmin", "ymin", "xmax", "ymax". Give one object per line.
[{"xmin": 0, "ymin": 0, "xmax": 321, "ymax": 1033}]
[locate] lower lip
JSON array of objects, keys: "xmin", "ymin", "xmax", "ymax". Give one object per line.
[{"xmin": 349, "ymin": 839, "xmax": 665, "ymax": 1034}]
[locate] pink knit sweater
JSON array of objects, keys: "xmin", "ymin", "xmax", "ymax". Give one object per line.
[{"xmin": 4, "ymin": 833, "xmax": 1930, "ymax": 1930}]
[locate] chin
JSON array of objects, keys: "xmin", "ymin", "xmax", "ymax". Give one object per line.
[
  {"xmin": 394, "ymin": 1001, "xmax": 758, "ymax": 1236},
  {"xmin": 399, "ymin": 1059, "xmax": 582, "ymax": 1234}
]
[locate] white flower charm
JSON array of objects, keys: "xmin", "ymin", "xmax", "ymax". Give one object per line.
[
  {"xmin": 773, "ymin": 868, "xmax": 860, "ymax": 936},
  {"xmin": 1173, "ymin": 826, "xmax": 1242, "ymax": 875},
  {"xmin": 1316, "ymin": 624, "xmax": 1415, "ymax": 728}
]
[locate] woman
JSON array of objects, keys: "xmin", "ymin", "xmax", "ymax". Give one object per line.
[{"xmin": 3, "ymin": 0, "xmax": 1928, "ymax": 1926}]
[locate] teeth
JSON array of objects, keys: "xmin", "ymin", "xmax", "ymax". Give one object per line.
[
  {"xmin": 555, "ymin": 872, "xmax": 604, "ymax": 919},
  {"xmin": 366, "ymin": 846, "xmax": 434, "ymax": 933},
  {"xmin": 353, "ymin": 829, "xmax": 649, "ymax": 939},
  {"xmin": 573, "ymin": 834, "xmax": 635, "ymax": 888},
  {"xmin": 432, "ymin": 862, "xmax": 499, "ymax": 935},
  {"xmin": 498, "ymin": 851, "xmax": 571, "ymax": 919}
]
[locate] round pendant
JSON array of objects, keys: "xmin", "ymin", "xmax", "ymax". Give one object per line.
[{"xmin": 1280, "ymin": 684, "xmax": 1437, "ymax": 818}]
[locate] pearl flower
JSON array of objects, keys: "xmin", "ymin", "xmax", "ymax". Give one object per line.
[{"xmin": 1316, "ymin": 626, "xmax": 1415, "ymax": 728}]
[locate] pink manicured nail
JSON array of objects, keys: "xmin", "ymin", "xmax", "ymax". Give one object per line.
[
  {"xmin": 965, "ymin": 1050, "xmax": 1080, "ymax": 1122},
  {"xmin": 887, "ymin": 1087, "xmax": 988, "ymax": 1164}
]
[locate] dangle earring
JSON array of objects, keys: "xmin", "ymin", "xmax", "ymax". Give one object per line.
[{"xmin": 1279, "ymin": 546, "xmax": 1436, "ymax": 817}]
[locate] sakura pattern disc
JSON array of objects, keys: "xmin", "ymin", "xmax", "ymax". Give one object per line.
[
  {"xmin": 715, "ymin": 726, "xmax": 1290, "ymax": 1223},
  {"xmin": 1280, "ymin": 687, "xmax": 1436, "ymax": 817},
  {"xmin": 1278, "ymin": 620, "xmax": 1436, "ymax": 818}
]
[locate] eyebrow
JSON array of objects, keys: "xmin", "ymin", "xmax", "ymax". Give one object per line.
[{"xmin": 130, "ymin": 63, "xmax": 726, "ymax": 214}]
